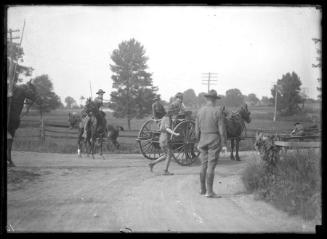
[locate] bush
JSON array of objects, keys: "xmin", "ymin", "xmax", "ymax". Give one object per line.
[{"xmin": 242, "ymin": 149, "xmax": 321, "ymax": 221}]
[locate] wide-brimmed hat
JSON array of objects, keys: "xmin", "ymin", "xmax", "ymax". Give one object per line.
[
  {"xmin": 167, "ymin": 103, "xmax": 180, "ymax": 114},
  {"xmin": 153, "ymin": 96, "xmax": 160, "ymax": 101},
  {"xmin": 204, "ymin": 89, "xmax": 221, "ymax": 99},
  {"xmin": 96, "ymin": 89, "xmax": 106, "ymax": 95},
  {"xmin": 175, "ymin": 92, "xmax": 183, "ymax": 99}
]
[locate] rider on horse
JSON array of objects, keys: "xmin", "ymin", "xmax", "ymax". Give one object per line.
[{"xmin": 82, "ymin": 89, "xmax": 106, "ymax": 138}]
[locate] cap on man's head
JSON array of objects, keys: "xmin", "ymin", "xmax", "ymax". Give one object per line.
[
  {"xmin": 96, "ymin": 89, "xmax": 106, "ymax": 95},
  {"xmin": 294, "ymin": 122, "xmax": 301, "ymax": 126},
  {"xmin": 175, "ymin": 92, "xmax": 183, "ymax": 99},
  {"xmin": 154, "ymin": 96, "xmax": 160, "ymax": 101},
  {"xmin": 204, "ymin": 89, "xmax": 221, "ymax": 99}
]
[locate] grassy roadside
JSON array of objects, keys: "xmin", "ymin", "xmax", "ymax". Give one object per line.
[{"xmin": 241, "ymin": 149, "xmax": 321, "ymax": 222}]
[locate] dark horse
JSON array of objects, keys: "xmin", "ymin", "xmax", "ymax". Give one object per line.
[
  {"xmin": 7, "ymin": 80, "xmax": 38, "ymax": 167},
  {"xmin": 68, "ymin": 112, "xmax": 82, "ymax": 129},
  {"xmin": 77, "ymin": 111, "xmax": 107, "ymax": 159},
  {"xmin": 106, "ymin": 124, "xmax": 124, "ymax": 150},
  {"xmin": 224, "ymin": 104, "xmax": 251, "ymax": 161}
]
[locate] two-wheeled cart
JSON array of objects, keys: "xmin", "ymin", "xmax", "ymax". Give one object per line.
[{"xmin": 136, "ymin": 111, "xmax": 199, "ymax": 166}]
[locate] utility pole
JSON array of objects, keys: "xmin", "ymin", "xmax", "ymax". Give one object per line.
[
  {"xmin": 202, "ymin": 72, "xmax": 218, "ymax": 92},
  {"xmin": 89, "ymin": 81, "xmax": 93, "ymax": 99},
  {"xmin": 7, "ymin": 25, "xmax": 22, "ymax": 136},
  {"xmin": 273, "ymin": 84, "xmax": 281, "ymax": 122}
]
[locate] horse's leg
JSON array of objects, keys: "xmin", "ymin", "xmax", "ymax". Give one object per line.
[
  {"xmin": 7, "ymin": 138, "xmax": 15, "ymax": 167},
  {"xmin": 113, "ymin": 139, "xmax": 120, "ymax": 149},
  {"xmin": 235, "ymin": 138, "xmax": 241, "ymax": 161},
  {"xmin": 230, "ymin": 139, "xmax": 235, "ymax": 160},
  {"xmin": 91, "ymin": 136, "xmax": 95, "ymax": 159},
  {"xmin": 77, "ymin": 130, "xmax": 82, "ymax": 158}
]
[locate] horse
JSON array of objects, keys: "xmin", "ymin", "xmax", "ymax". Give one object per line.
[
  {"xmin": 224, "ymin": 104, "xmax": 251, "ymax": 161},
  {"xmin": 68, "ymin": 112, "xmax": 81, "ymax": 129},
  {"xmin": 7, "ymin": 80, "xmax": 38, "ymax": 167},
  {"xmin": 105, "ymin": 124, "xmax": 124, "ymax": 150},
  {"xmin": 77, "ymin": 111, "xmax": 107, "ymax": 159}
]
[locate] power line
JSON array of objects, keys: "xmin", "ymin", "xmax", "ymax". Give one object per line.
[{"xmin": 201, "ymin": 72, "xmax": 218, "ymax": 92}]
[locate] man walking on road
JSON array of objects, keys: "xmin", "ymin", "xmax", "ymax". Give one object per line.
[{"xmin": 195, "ymin": 89, "xmax": 227, "ymax": 198}]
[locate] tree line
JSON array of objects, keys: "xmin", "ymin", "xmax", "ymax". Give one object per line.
[{"xmin": 8, "ymin": 36, "xmax": 321, "ymax": 128}]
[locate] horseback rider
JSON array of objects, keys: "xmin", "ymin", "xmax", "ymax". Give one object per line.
[{"xmin": 82, "ymin": 89, "xmax": 106, "ymax": 138}]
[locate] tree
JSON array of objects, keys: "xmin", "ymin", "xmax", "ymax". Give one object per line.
[
  {"xmin": 312, "ymin": 38, "xmax": 321, "ymax": 99},
  {"xmin": 246, "ymin": 93, "xmax": 259, "ymax": 106},
  {"xmin": 224, "ymin": 88, "xmax": 245, "ymax": 107},
  {"xmin": 32, "ymin": 75, "xmax": 62, "ymax": 118},
  {"xmin": 260, "ymin": 96, "xmax": 271, "ymax": 106},
  {"xmin": 7, "ymin": 39, "xmax": 33, "ymax": 86},
  {"xmin": 183, "ymin": 89, "xmax": 197, "ymax": 108},
  {"xmin": 109, "ymin": 38, "xmax": 157, "ymax": 129},
  {"xmin": 79, "ymin": 96, "xmax": 85, "ymax": 107},
  {"xmin": 65, "ymin": 96, "xmax": 76, "ymax": 109},
  {"xmin": 271, "ymin": 72, "xmax": 302, "ymax": 115}
]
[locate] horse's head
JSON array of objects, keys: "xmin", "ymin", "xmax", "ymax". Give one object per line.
[
  {"xmin": 221, "ymin": 106, "xmax": 228, "ymax": 118},
  {"xmin": 239, "ymin": 104, "xmax": 251, "ymax": 123}
]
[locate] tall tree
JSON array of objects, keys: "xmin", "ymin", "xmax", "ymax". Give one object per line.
[
  {"xmin": 260, "ymin": 96, "xmax": 271, "ymax": 106},
  {"xmin": 246, "ymin": 93, "xmax": 259, "ymax": 106},
  {"xmin": 65, "ymin": 96, "xmax": 76, "ymax": 109},
  {"xmin": 7, "ymin": 38, "xmax": 33, "ymax": 86},
  {"xmin": 32, "ymin": 75, "xmax": 62, "ymax": 119},
  {"xmin": 109, "ymin": 38, "xmax": 157, "ymax": 129},
  {"xmin": 312, "ymin": 38, "xmax": 321, "ymax": 99},
  {"xmin": 224, "ymin": 88, "xmax": 245, "ymax": 107},
  {"xmin": 271, "ymin": 72, "xmax": 302, "ymax": 115},
  {"xmin": 79, "ymin": 96, "xmax": 85, "ymax": 107}
]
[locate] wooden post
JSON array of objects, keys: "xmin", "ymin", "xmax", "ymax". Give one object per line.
[{"xmin": 40, "ymin": 117, "xmax": 45, "ymax": 143}]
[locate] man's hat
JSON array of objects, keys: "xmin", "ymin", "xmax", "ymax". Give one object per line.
[
  {"xmin": 96, "ymin": 89, "xmax": 106, "ymax": 95},
  {"xmin": 175, "ymin": 92, "xmax": 183, "ymax": 99},
  {"xmin": 167, "ymin": 103, "xmax": 180, "ymax": 114},
  {"xmin": 204, "ymin": 89, "xmax": 221, "ymax": 99},
  {"xmin": 294, "ymin": 122, "xmax": 301, "ymax": 126},
  {"xmin": 154, "ymin": 96, "xmax": 160, "ymax": 101}
]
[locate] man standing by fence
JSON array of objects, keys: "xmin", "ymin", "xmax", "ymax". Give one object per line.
[{"xmin": 195, "ymin": 89, "xmax": 227, "ymax": 198}]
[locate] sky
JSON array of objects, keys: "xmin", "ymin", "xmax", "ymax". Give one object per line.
[{"xmin": 7, "ymin": 5, "xmax": 322, "ymax": 103}]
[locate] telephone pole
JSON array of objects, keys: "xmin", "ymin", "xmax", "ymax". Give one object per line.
[
  {"xmin": 202, "ymin": 72, "xmax": 218, "ymax": 92},
  {"xmin": 273, "ymin": 83, "xmax": 282, "ymax": 122},
  {"xmin": 7, "ymin": 26, "xmax": 22, "ymax": 134}
]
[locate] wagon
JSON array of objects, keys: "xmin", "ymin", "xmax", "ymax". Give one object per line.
[{"xmin": 136, "ymin": 111, "xmax": 199, "ymax": 166}]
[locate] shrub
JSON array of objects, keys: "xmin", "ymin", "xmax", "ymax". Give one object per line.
[{"xmin": 242, "ymin": 149, "xmax": 321, "ymax": 221}]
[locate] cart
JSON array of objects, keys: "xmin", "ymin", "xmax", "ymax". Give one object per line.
[{"xmin": 136, "ymin": 111, "xmax": 199, "ymax": 166}]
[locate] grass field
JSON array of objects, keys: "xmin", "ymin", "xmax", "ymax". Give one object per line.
[{"xmin": 13, "ymin": 103, "xmax": 321, "ymax": 154}]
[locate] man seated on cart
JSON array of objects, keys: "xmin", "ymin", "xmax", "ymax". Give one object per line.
[{"xmin": 290, "ymin": 122, "xmax": 305, "ymax": 136}]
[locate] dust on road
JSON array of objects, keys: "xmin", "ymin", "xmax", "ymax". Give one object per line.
[{"xmin": 7, "ymin": 151, "xmax": 317, "ymax": 232}]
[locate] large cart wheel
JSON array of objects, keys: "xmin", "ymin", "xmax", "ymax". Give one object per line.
[
  {"xmin": 136, "ymin": 119, "xmax": 164, "ymax": 160},
  {"xmin": 170, "ymin": 120, "xmax": 199, "ymax": 166}
]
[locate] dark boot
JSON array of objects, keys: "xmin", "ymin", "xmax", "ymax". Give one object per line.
[
  {"xmin": 205, "ymin": 173, "xmax": 217, "ymax": 198},
  {"xmin": 200, "ymin": 172, "xmax": 206, "ymax": 195}
]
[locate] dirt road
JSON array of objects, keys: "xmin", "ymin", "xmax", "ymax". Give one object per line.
[{"xmin": 7, "ymin": 151, "xmax": 317, "ymax": 233}]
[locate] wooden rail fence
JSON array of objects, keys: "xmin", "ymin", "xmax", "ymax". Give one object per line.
[{"xmin": 17, "ymin": 119, "xmax": 321, "ymax": 149}]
